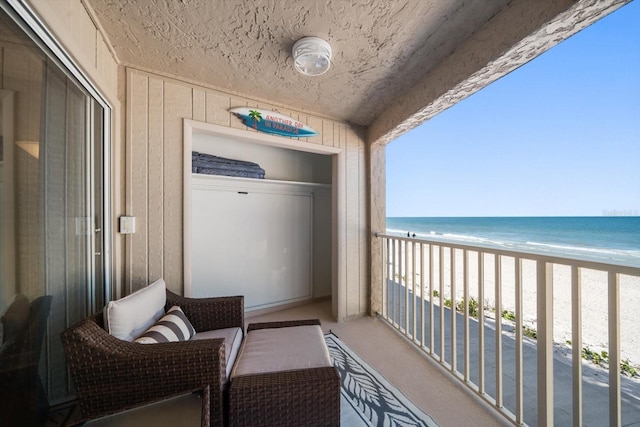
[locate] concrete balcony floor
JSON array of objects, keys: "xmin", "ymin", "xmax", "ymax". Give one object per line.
[
  {"xmin": 79, "ymin": 299, "xmax": 508, "ymax": 427},
  {"xmin": 247, "ymin": 298, "xmax": 510, "ymax": 427}
]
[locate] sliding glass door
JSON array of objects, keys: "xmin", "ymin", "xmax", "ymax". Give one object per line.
[{"xmin": 0, "ymin": 3, "xmax": 109, "ymax": 422}]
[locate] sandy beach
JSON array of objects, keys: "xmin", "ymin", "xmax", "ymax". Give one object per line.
[{"xmin": 394, "ymin": 244, "xmax": 640, "ymax": 365}]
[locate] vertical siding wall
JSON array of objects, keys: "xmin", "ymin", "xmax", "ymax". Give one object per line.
[
  {"xmin": 126, "ymin": 68, "xmax": 369, "ymax": 319},
  {"xmin": 29, "ymin": 0, "xmax": 119, "ymax": 99}
]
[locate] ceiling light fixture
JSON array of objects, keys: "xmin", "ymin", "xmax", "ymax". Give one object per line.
[{"xmin": 292, "ymin": 37, "xmax": 332, "ymax": 76}]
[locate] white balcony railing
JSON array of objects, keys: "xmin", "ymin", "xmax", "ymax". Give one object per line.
[{"xmin": 376, "ymin": 233, "xmax": 640, "ymax": 427}]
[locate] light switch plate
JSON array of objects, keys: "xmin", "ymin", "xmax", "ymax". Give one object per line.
[{"xmin": 119, "ymin": 216, "xmax": 136, "ymax": 234}]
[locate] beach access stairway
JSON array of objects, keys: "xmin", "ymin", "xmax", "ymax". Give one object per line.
[{"xmin": 376, "ymin": 233, "xmax": 640, "ymax": 427}]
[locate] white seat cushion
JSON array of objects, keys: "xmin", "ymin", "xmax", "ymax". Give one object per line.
[
  {"xmin": 230, "ymin": 325, "xmax": 331, "ymax": 379},
  {"xmin": 192, "ymin": 327, "xmax": 243, "ymax": 381},
  {"xmin": 104, "ymin": 278, "xmax": 166, "ymax": 341}
]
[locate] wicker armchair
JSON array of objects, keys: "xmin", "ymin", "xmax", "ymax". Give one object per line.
[{"xmin": 60, "ymin": 289, "xmax": 243, "ymax": 426}]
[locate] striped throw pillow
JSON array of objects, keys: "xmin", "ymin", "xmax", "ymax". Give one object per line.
[{"xmin": 134, "ymin": 306, "xmax": 196, "ymax": 344}]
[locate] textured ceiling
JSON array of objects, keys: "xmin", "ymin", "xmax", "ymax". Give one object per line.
[{"xmin": 85, "ymin": 0, "xmax": 511, "ymax": 126}]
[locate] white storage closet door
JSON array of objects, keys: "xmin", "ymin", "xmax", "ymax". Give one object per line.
[{"xmin": 191, "ymin": 181, "xmax": 313, "ymax": 310}]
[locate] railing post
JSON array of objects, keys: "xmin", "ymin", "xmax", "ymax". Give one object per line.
[
  {"xmin": 515, "ymin": 257, "xmax": 524, "ymax": 425},
  {"xmin": 609, "ymin": 271, "xmax": 621, "ymax": 427},
  {"xmin": 420, "ymin": 243, "xmax": 425, "ymax": 348},
  {"xmin": 463, "ymin": 250, "xmax": 470, "ymax": 382},
  {"xmin": 495, "ymin": 255, "xmax": 502, "ymax": 409},
  {"xmin": 571, "ymin": 266, "xmax": 582, "ymax": 427},
  {"xmin": 404, "ymin": 240, "xmax": 409, "ymax": 333},
  {"xmin": 391, "ymin": 239, "xmax": 397, "ymax": 326},
  {"xmin": 537, "ymin": 261, "xmax": 554, "ymax": 427},
  {"xmin": 478, "ymin": 251, "xmax": 485, "ymax": 394},
  {"xmin": 439, "ymin": 246, "xmax": 445, "ymax": 362},
  {"xmin": 451, "ymin": 248, "xmax": 457, "ymax": 372},
  {"xmin": 383, "ymin": 237, "xmax": 389, "ymax": 320},
  {"xmin": 429, "ymin": 245, "xmax": 435, "ymax": 354},
  {"xmin": 412, "ymin": 241, "xmax": 417, "ymax": 340}
]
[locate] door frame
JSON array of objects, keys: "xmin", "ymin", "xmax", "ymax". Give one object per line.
[{"xmin": 0, "ymin": 90, "xmax": 16, "ymax": 308}]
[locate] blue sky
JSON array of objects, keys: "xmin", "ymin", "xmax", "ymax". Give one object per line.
[{"xmin": 386, "ymin": 2, "xmax": 640, "ymax": 217}]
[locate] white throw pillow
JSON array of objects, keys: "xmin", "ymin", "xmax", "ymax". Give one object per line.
[
  {"xmin": 135, "ymin": 306, "xmax": 196, "ymax": 344},
  {"xmin": 104, "ymin": 278, "xmax": 166, "ymax": 341}
]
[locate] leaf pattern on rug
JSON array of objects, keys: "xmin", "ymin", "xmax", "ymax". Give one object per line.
[{"xmin": 325, "ymin": 333, "xmax": 438, "ymax": 427}]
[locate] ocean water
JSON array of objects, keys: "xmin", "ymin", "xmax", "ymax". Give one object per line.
[{"xmin": 386, "ymin": 217, "xmax": 640, "ymax": 267}]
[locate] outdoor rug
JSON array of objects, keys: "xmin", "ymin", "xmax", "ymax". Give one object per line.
[{"xmin": 325, "ymin": 332, "xmax": 439, "ymax": 427}]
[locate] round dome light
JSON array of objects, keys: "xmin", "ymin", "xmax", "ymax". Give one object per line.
[{"xmin": 292, "ymin": 37, "xmax": 332, "ymax": 76}]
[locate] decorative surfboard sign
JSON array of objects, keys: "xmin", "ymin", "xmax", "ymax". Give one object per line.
[{"xmin": 229, "ymin": 107, "xmax": 318, "ymax": 138}]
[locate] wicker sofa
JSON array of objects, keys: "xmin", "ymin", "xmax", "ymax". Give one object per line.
[{"xmin": 60, "ymin": 280, "xmax": 243, "ymax": 426}]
